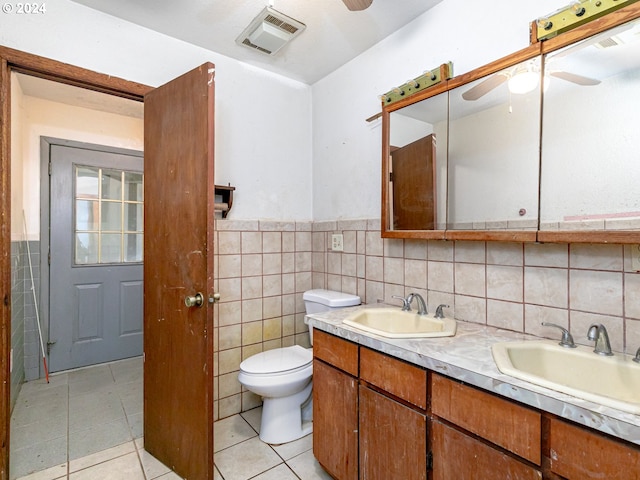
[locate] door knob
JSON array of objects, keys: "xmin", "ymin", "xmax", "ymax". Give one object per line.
[
  {"xmin": 209, "ymin": 293, "xmax": 221, "ymax": 304},
  {"xmin": 184, "ymin": 292, "xmax": 204, "ymax": 308}
]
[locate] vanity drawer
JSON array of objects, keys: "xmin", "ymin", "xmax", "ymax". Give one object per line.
[
  {"xmin": 549, "ymin": 418, "xmax": 640, "ymax": 479},
  {"xmin": 431, "ymin": 373, "xmax": 541, "ymax": 465},
  {"xmin": 313, "ymin": 329, "xmax": 358, "ymax": 376},
  {"xmin": 360, "ymin": 347, "xmax": 427, "ymax": 410}
]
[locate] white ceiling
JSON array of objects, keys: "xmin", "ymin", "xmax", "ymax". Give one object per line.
[{"xmin": 70, "ymin": 0, "xmax": 443, "ymax": 85}]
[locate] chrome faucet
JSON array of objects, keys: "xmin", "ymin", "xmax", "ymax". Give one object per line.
[
  {"xmin": 541, "ymin": 322, "xmax": 576, "ymax": 348},
  {"xmin": 587, "ymin": 323, "xmax": 613, "ymax": 356},
  {"xmin": 392, "ymin": 293, "xmax": 428, "ymax": 315},
  {"xmin": 407, "ymin": 293, "xmax": 428, "ymax": 315},
  {"xmin": 434, "ymin": 304, "xmax": 450, "ymax": 319},
  {"xmin": 633, "ymin": 347, "xmax": 640, "ymax": 364},
  {"xmin": 392, "ymin": 295, "xmax": 411, "ymax": 311}
]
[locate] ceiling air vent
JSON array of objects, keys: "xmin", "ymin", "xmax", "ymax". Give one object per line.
[
  {"xmin": 594, "ymin": 35, "xmax": 624, "ymax": 49},
  {"xmin": 236, "ymin": 7, "xmax": 306, "ymax": 56}
]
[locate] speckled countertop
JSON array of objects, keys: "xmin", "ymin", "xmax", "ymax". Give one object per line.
[{"xmin": 306, "ymin": 304, "xmax": 640, "ymax": 446}]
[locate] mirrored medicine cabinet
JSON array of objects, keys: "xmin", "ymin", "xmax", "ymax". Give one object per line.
[{"xmin": 381, "ymin": 3, "xmax": 640, "ymax": 243}]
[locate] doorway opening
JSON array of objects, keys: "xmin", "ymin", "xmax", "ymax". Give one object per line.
[{"xmin": 9, "ymin": 72, "xmax": 145, "ymax": 478}]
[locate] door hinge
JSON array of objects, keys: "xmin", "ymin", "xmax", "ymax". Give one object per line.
[
  {"xmin": 48, "ymin": 161, "xmax": 52, "ymax": 176},
  {"xmin": 389, "ymin": 172, "xmax": 394, "ymax": 182},
  {"xmin": 46, "ymin": 341, "xmax": 56, "ymax": 355},
  {"xmin": 48, "ymin": 248, "xmax": 51, "ymax": 265},
  {"xmin": 427, "ymin": 451, "xmax": 433, "ymax": 471}
]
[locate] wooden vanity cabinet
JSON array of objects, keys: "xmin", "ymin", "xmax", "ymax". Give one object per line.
[
  {"xmin": 313, "ymin": 331, "xmax": 639, "ymax": 480},
  {"xmin": 313, "ymin": 330, "xmax": 359, "ymax": 480},
  {"xmin": 547, "ymin": 418, "xmax": 640, "ymax": 480},
  {"xmin": 359, "ymin": 347, "xmax": 428, "ymax": 480}
]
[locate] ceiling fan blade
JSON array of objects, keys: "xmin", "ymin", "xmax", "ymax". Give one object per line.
[
  {"xmin": 342, "ymin": 0, "xmax": 373, "ymax": 11},
  {"xmin": 461, "ymin": 73, "xmax": 508, "ymax": 101},
  {"xmin": 549, "ymin": 71, "xmax": 601, "ymax": 86}
]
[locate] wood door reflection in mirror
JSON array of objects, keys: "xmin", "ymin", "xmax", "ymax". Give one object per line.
[{"xmin": 390, "ymin": 134, "xmax": 436, "ymax": 230}]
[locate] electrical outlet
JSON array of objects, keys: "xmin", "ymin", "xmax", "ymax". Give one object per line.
[
  {"xmin": 331, "ymin": 233, "xmax": 344, "ymax": 252},
  {"xmin": 631, "ymin": 244, "xmax": 640, "ymax": 271}
]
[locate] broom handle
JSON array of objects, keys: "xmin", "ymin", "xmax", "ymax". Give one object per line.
[{"xmin": 22, "ymin": 210, "xmax": 49, "ymax": 383}]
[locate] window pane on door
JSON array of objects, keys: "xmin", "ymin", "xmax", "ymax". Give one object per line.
[
  {"xmin": 76, "ymin": 200, "xmax": 99, "ymax": 230},
  {"xmin": 74, "ymin": 165, "xmax": 143, "ymax": 265},
  {"xmin": 125, "ymin": 204, "xmax": 143, "ymax": 232},
  {"xmin": 125, "ymin": 233, "xmax": 143, "ymax": 262},
  {"xmin": 101, "ymin": 202, "xmax": 122, "ymax": 231},
  {"xmin": 125, "ymin": 172, "xmax": 143, "ymax": 202},
  {"xmin": 101, "ymin": 169, "xmax": 122, "ymax": 200},
  {"xmin": 76, "ymin": 166, "xmax": 99, "ymax": 198},
  {"xmin": 101, "ymin": 233, "xmax": 122, "ymax": 263},
  {"xmin": 76, "ymin": 232, "xmax": 99, "ymax": 264}
]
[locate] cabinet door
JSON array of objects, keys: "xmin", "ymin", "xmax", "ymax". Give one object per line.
[
  {"xmin": 431, "ymin": 419, "xmax": 542, "ymax": 480},
  {"xmin": 549, "ymin": 418, "xmax": 640, "ymax": 480},
  {"xmin": 359, "ymin": 385, "xmax": 427, "ymax": 480},
  {"xmin": 313, "ymin": 359, "xmax": 358, "ymax": 480}
]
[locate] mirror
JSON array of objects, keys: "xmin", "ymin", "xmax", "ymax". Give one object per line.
[
  {"xmin": 382, "ymin": 6, "xmax": 640, "ymax": 242},
  {"xmin": 387, "ymin": 90, "xmax": 448, "ymax": 231},
  {"xmin": 447, "ymin": 56, "xmax": 542, "ymax": 231},
  {"xmin": 539, "ymin": 17, "xmax": 640, "ymax": 231}
]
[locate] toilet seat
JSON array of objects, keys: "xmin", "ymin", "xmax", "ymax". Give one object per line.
[{"xmin": 240, "ymin": 345, "xmax": 312, "ymax": 376}]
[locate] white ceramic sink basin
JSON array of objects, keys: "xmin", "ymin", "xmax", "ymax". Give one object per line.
[
  {"xmin": 492, "ymin": 340, "xmax": 640, "ymax": 414},
  {"xmin": 342, "ymin": 308, "xmax": 456, "ymax": 338}
]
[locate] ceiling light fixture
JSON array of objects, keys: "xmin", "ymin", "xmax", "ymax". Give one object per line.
[
  {"xmin": 236, "ymin": 6, "xmax": 306, "ymax": 56},
  {"xmin": 507, "ymin": 64, "xmax": 540, "ymax": 95}
]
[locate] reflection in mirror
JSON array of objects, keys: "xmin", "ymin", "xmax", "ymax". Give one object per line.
[
  {"xmin": 388, "ymin": 92, "xmax": 448, "ymax": 230},
  {"xmin": 540, "ymin": 18, "xmax": 640, "ymax": 231},
  {"xmin": 447, "ymin": 57, "xmax": 542, "ymax": 231}
]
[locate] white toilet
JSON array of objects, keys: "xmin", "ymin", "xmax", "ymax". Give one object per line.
[{"xmin": 238, "ymin": 289, "xmax": 361, "ymax": 444}]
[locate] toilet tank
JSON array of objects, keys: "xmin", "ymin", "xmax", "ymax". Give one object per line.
[
  {"xmin": 303, "ymin": 289, "xmax": 361, "ymax": 345},
  {"xmin": 303, "ymin": 289, "xmax": 361, "ymax": 314}
]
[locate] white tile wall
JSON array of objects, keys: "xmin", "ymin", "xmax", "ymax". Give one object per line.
[{"xmin": 213, "ymin": 219, "xmax": 640, "ymax": 420}]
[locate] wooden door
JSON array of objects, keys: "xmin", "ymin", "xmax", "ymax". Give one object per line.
[
  {"xmin": 359, "ymin": 384, "xmax": 427, "ymax": 480},
  {"xmin": 390, "ymin": 134, "xmax": 436, "ymax": 230},
  {"xmin": 143, "ymin": 63, "xmax": 215, "ymax": 480},
  {"xmin": 313, "ymin": 359, "xmax": 358, "ymax": 480}
]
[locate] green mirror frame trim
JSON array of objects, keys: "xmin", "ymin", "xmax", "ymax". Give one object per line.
[
  {"xmin": 382, "ymin": 63, "xmax": 454, "ymax": 106},
  {"xmin": 535, "ymin": 0, "xmax": 639, "ymax": 41}
]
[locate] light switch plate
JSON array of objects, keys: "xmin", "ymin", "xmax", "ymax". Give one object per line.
[
  {"xmin": 331, "ymin": 234, "xmax": 344, "ymax": 252},
  {"xmin": 631, "ymin": 244, "xmax": 640, "ymax": 271}
]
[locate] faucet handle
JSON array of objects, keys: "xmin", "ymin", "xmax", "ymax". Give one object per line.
[
  {"xmin": 634, "ymin": 347, "xmax": 640, "ymax": 364},
  {"xmin": 392, "ymin": 295, "xmax": 411, "ymax": 311},
  {"xmin": 541, "ymin": 322, "xmax": 576, "ymax": 348},
  {"xmin": 434, "ymin": 304, "xmax": 450, "ymax": 319}
]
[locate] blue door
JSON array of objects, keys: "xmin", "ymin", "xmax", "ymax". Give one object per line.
[{"xmin": 48, "ymin": 142, "xmax": 143, "ymax": 372}]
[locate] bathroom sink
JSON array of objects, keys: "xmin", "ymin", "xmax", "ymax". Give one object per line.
[
  {"xmin": 342, "ymin": 308, "xmax": 456, "ymax": 338},
  {"xmin": 492, "ymin": 340, "xmax": 640, "ymax": 414}
]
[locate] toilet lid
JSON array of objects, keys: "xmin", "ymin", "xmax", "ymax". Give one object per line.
[{"xmin": 240, "ymin": 345, "xmax": 312, "ymax": 375}]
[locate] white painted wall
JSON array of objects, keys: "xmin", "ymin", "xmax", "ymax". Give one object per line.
[
  {"xmin": 0, "ymin": 0, "xmax": 313, "ymax": 223},
  {"xmin": 16, "ymin": 88, "xmax": 144, "ymax": 238},
  {"xmin": 311, "ymin": 0, "xmax": 563, "ymax": 221},
  {"xmin": 10, "ymin": 74, "xmax": 24, "ymax": 241}
]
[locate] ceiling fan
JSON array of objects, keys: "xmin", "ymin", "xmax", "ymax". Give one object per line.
[
  {"xmin": 342, "ymin": 0, "xmax": 373, "ymax": 11},
  {"xmin": 461, "ymin": 62, "xmax": 599, "ymax": 101}
]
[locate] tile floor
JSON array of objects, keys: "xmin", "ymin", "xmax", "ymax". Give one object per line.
[{"xmin": 10, "ymin": 358, "xmax": 332, "ymax": 480}]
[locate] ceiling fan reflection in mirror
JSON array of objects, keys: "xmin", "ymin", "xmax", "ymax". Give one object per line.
[
  {"xmin": 461, "ymin": 61, "xmax": 599, "ymax": 101},
  {"xmin": 342, "ymin": 0, "xmax": 373, "ymax": 11}
]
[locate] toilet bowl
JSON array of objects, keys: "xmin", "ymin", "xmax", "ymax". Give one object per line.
[{"xmin": 238, "ymin": 289, "xmax": 360, "ymax": 444}]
